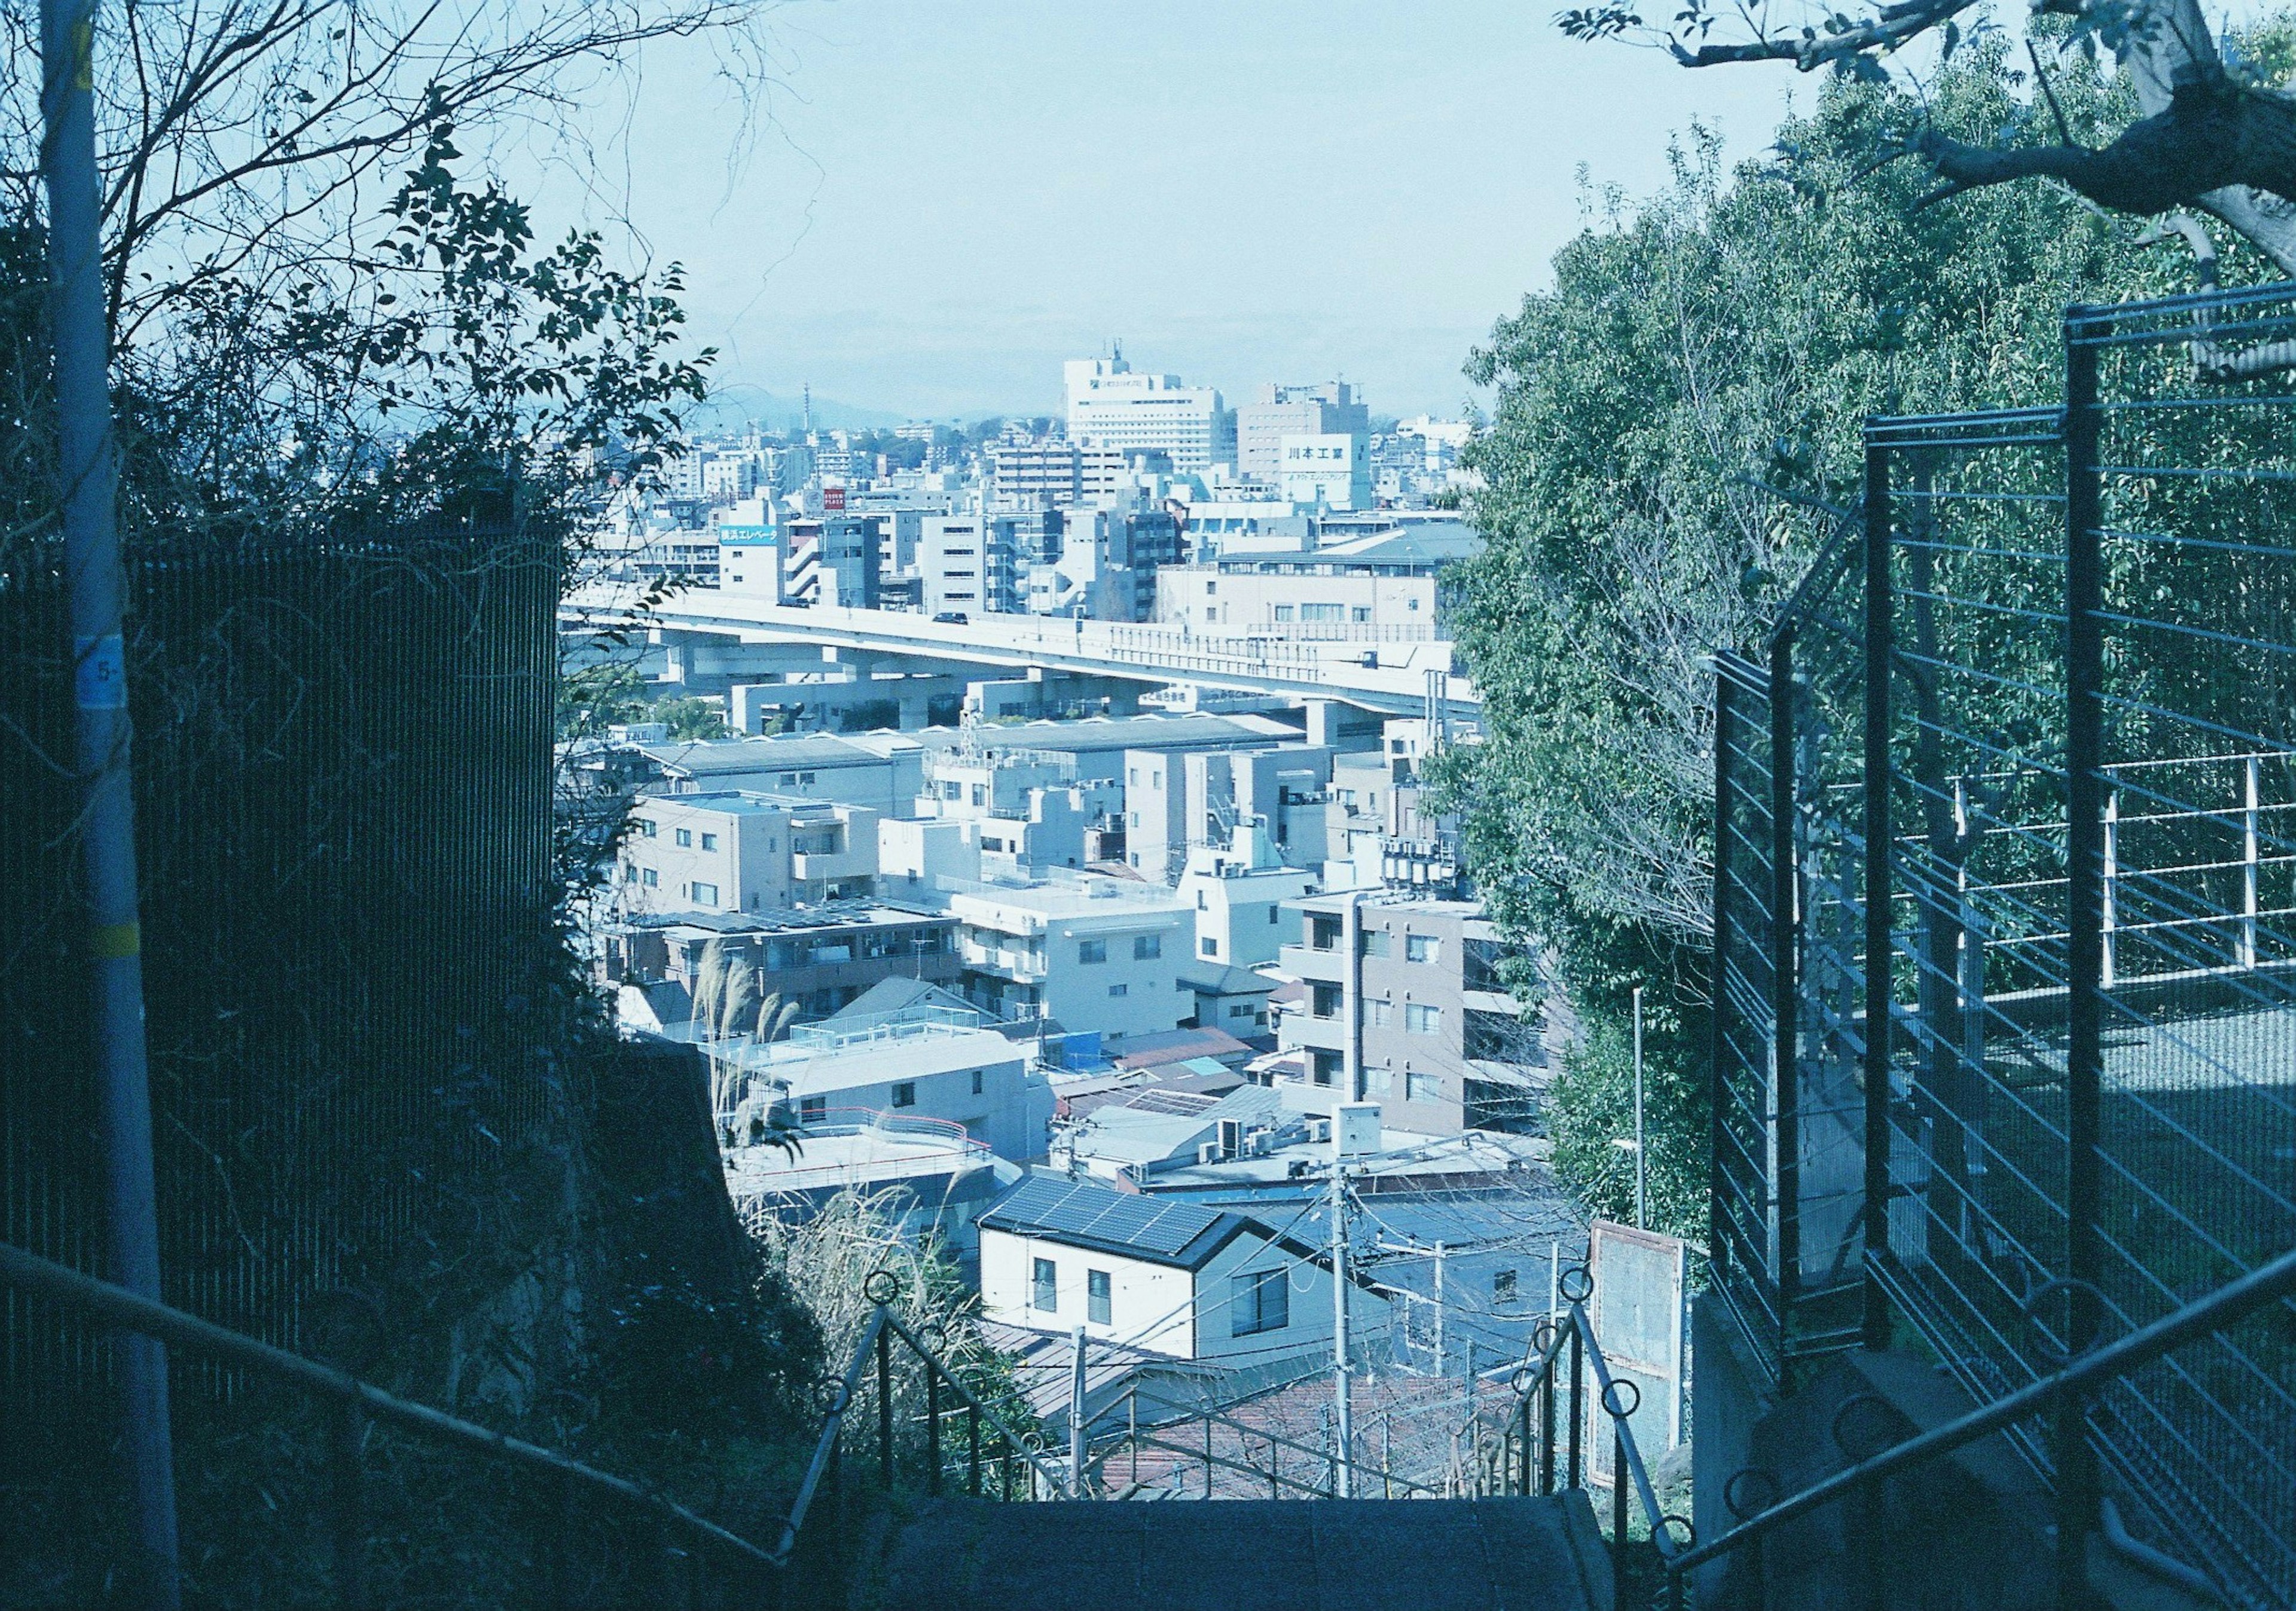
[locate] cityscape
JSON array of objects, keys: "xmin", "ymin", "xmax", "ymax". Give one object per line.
[{"xmin": 6, "ymin": 2, "xmax": 2296, "ymax": 1609}]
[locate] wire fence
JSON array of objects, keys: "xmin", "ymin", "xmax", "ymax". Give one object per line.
[{"xmin": 1712, "ymin": 283, "xmax": 2296, "ymax": 1607}]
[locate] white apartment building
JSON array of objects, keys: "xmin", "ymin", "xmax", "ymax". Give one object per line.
[
  {"xmin": 978, "ymin": 1175, "xmax": 1383, "ymax": 1362},
  {"xmin": 1280, "ymin": 432, "xmax": 1373, "ymax": 512},
  {"xmin": 1123, "ymin": 744, "xmax": 1335, "ymax": 880},
  {"xmin": 618, "ymin": 791, "xmax": 880, "ymax": 914},
  {"xmin": 1064, "ymin": 355, "xmax": 1232, "ymax": 475},
  {"xmin": 638, "ymin": 732, "xmax": 927, "ymax": 814},
  {"xmin": 947, "ymin": 878, "xmax": 1193, "ymax": 1047},
  {"xmin": 1177, "ymin": 824, "xmax": 1314, "ymax": 970},
  {"xmin": 919, "ymin": 515, "xmax": 1017, "ymax": 616},
  {"xmin": 1235, "ymin": 382, "xmax": 1370, "ymax": 482}
]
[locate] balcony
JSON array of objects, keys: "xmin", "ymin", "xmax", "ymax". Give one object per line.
[{"xmin": 1277, "ymin": 943, "xmax": 1345, "ymax": 983}]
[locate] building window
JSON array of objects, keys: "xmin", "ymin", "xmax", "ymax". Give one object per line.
[
  {"xmin": 1274, "ymin": 604, "xmax": 1294, "ymax": 622},
  {"xmin": 1366, "ymin": 1065, "xmax": 1393, "ymax": 1096},
  {"xmin": 1205, "ymin": 580, "xmax": 1218, "ymax": 595},
  {"xmin": 1405, "ymin": 1002, "xmax": 1442, "ymax": 1035},
  {"xmin": 1079, "ymin": 939, "xmax": 1107, "ymax": 965},
  {"xmin": 1406, "ymin": 1069, "xmax": 1440, "ymax": 1103},
  {"xmin": 673, "ymin": 827, "xmax": 692, "ymax": 848},
  {"xmin": 1369, "ymin": 998, "xmax": 1393, "ymax": 1028},
  {"xmin": 1311, "ymin": 1050, "xmax": 1341, "ymax": 1086},
  {"xmin": 1108, "ymin": 983, "xmax": 1128, "ymax": 998},
  {"xmin": 691, "ymin": 882, "xmax": 719, "ymax": 904},
  {"xmin": 1134, "ymin": 934, "xmax": 1161, "ymax": 960},
  {"xmin": 1352, "ymin": 606, "xmax": 1372, "ymax": 622},
  {"xmin": 1493, "ymin": 1269, "xmax": 1519, "ymax": 1306},
  {"xmin": 799, "ymin": 1095, "xmax": 826, "ymax": 1123},
  {"xmin": 700, "ymin": 832, "xmax": 718, "ymax": 851},
  {"xmin": 636, "ymin": 819, "xmax": 657, "ymax": 837},
  {"xmin": 1088, "ymin": 1270, "xmax": 1112, "ymax": 1325},
  {"xmin": 641, "ymin": 868, "xmax": 659, "ymax": 888},
  {"xmin": 1269, "ymin": 905, "xmax": 1280, "ymax": 925},
  {"xmin": 1231, "ymin": 1270, "xmax": 1289, "ymax": 1337},
  {"xmin": 1406, "ymin": 933, "xmax": 1441, "ymax": 965},
  {"xmin": 1201, "ymin": 936, "xmax": 1219, "ymax": 957},
  {"xmin": 891, "ymin": 1081, "xmax": 917, "ymax": 1108},
  {"xmin": 1308, "ymin": 914, "xmax": 1342, "ymax": 952},
  {"xmin": 1033, "ymin": 1258, "xmax": 1058, "ymax": 1312},
  {"xmin": 1229, "ymin": 1003, "xmax": 1254, "ymax": 1019}
]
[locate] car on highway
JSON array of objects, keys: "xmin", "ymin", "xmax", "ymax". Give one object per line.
[{"xmin": 932, "ymin": 611, "xmax": 969, "ymax": 625}]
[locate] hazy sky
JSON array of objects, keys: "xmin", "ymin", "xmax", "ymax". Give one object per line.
[{"xmin": 541, "ymin": 1, "xmax": 1810, "ymax": 421}]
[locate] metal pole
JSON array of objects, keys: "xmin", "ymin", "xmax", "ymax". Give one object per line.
[
  {"xmin": 1432, "ymin": 1240, "xmax": 1446, "ymax": 1377},
  {"xmin": 926, "ymin": 1361, "xmax": 942, "ymax": 1497},
  {"xmin": 1332, "ymin": 1149, "xmax": 1352, "ymax": 1498},
  {"xmin": 1861, "ymin": 434, "xmax": 1896, "ymax": 1352},
  {"xmin": 968, "ymin": 1402, "xmax": 981, "ymax": 1497},
  {"xmin": 1712, "ymin": 667, "xmax": 1735, "ymax": 1294},
  {"xmin": 1128, "ymin": 1387, "xmax": 1138, "ymax": 1488},
  {"xmin": 1540, "ymin": 1362, "xmax": 1556, "ymax": 1495},
  {"xmin": 330, "ymin": 1401, "xmax": 365, "ymax": 1611},
  {"xmin": 1069, "ymin": 1325, "xmax": 1088, "ymax": 1497},
  {"xmin": 1612, "ymin": 1422, "xmax": 1629, "ymax": 1611},
  {"xmin": 1567, "ymin": 1322, "xmax": 1583, "ymax": 1490},
  {"xmin": 2243, "ymin": 753, "xmax": 2261, "ymax": 969},
  {"xmin": 1464, "ymin": 1338, "xmax": 1478, "ymax": 1492},
  {"xmin": 1632, "ymin": 985, "xmax": 1647, "ymax": 1230},
  {"xmin": 2059, "ymin": 307, "xmax": 2109, "ymax": 1611},
  {"xmin": 39, "ymin": 1, "xmax": 179, "ymax": 1600},
  {"xmin": 875, "ymin": 1324, "xmax": 893, "ymax": 1489}
]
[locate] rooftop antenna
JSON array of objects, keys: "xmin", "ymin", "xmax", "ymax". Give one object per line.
[{"xmin": 802, "ymin": 382, "xmax": 813, "ymax": 438}]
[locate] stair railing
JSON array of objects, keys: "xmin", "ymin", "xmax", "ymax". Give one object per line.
[
  {"xmin": 0, "ymin": 1241, "xmax": 779, "ymax": 1607},
  {"xmin": 1666, "ymin": 1244, "xmax": 2296, "ymax": 1610}
]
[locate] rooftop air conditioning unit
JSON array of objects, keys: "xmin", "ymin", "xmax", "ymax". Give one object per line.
[
  {"xmin": 1196, "ymin": 1141, "xmax": 1221, "ymax": 1165},
  {"xmin": 1308, "ymin": 1117, "xmax": 1332, "ymax": 1145}
]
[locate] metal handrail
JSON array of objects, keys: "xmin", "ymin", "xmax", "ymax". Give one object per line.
[
  {"xmin": 773, "ymin": 1291, "xmax": 1071, "ymax": 1566},
  {"xmin": 1120, "ymin": 1385, "xmax": 1446, "ymax": 1498},
  {"xmin": 1666, "ymin": 1244, "xmax": 2296, "ymax": 1599},
  {"xmin": 0, "ymin": 1241, "xmax": 777, "ymax": 1595}
]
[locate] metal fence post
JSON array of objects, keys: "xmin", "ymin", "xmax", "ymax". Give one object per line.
[
  {"xmin": 1567, "ymin": 1323, "xmax": 1583, "ymax": 1491},
  {"xmin": 968, "ymin": 1403, "xmax": 981, "ymax": 1498},
  {"xmin": 926, "ymin": 1364, "xmax": 942, "ymax": 1497},
  {"xmin": 1540, "ymin": 1365, "xmax": 1556, "ymax": 1496},
  {"xmin": 1863, "ymin": 433, "xmax": 1897, "ymax": 1352},
  {"xmin": 1770, "ymin": 626, "xmax": 1803, "ymax": 1374},
  {"xmin": 1712, "ymin": 668, "xmax": 1735, "ymax": 1300},
  {"xmin": 1612, "ymin": 1421, "xmax": 1629, "ymax": 1611},
  {"xmin": 2059, "ymin": 307, "xmax": 2109, "ymax": 1611},
  {"xmin": 2243, "ymin": 753, "xmax": 2261, "ymax": 968},
  {"xmin": 329, "ymin": 1400, "xmax": 366, "ymax": 1611},
  {"xmin": 876, "ymin": 1325, "xmax": 894, "ymax": 1490}
]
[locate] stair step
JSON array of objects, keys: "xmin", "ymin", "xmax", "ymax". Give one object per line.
[{"xmin": 858, "ymin": 1495, "xmax": 1605, "ymax": 1611}]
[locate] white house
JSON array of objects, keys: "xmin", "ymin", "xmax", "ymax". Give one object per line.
[
  {"xmin": 978, "ymin": 1175, "xmax": 1390, "ymax": 1362},
  {"xmin": 619, "ymin": 791, "xmax": 880, "ymax": 913}
]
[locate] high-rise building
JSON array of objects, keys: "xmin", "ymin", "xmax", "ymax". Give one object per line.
[
  {"xmin": 1064, "ymin": 354, "xmax": 1232, "ymax": 475},
  {"xmin": 1280, "ymin": 432, "xmax": 1373, "ymax": 512},
  {"xmin": 1235, "ymin": 382, "xmax": 1370, "ymax": 482}
]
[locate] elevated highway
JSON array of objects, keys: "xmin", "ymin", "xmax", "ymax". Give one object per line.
[{"xmin": 564, "ymin": 586, "xmax": 1479, "ymax": 719}]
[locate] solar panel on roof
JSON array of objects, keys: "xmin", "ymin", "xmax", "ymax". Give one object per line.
[{"xmin": 993, "ymin": 1176, "xmax": 1223, "ymax": 1259}]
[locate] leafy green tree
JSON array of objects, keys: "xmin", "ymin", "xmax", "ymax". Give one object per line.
[{"xmin": 1433, "ymin": 43, "xmax": 2225, "ymax": 1233}]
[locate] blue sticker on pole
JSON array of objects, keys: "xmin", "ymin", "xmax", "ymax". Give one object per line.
[{"xmin": 75, "ymin": 633, "xmax": 126, "ymax": 709}]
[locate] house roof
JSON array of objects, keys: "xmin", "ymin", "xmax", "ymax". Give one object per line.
[
  {"xmin": 1111, "ymin": 1025, "xmax": 1251, "ymax": 1070},
  {"xmin": 638, "ymin": 732, "xmax": 921, "ymax": 777},
  {"xmin": 1174, "ymin": 962, "xmax": 1275, "ymax": 998},
  {"xmin": 979, "ymin": 1175, "xmax": 1252, "ymax": 1270},
  {"xmin": 830, "ymin": 976, "xmax": 976, "ymax": 1022}
]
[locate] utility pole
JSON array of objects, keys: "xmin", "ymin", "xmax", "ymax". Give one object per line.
[
  {"xmin": 41, "ymin": 0, "xmax": 179, "ymax": 1602},
  {"xmin": 1069, "ymin": 1325, "xmax": 1088, "ymax": 1497},
  {"xmin": 1432, "ymin": 1239, "xmax": 1446, "ymax": 1378},
  {"xmin": 1633, "ymin": 985, "xmax": 1647, "ymax": 1229},
  {"xmin": 1330, "ymin": 1147, "xmax": 1352, "ymax": 1497}
]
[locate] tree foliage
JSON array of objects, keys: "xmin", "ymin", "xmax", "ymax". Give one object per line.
[{"xmin": 1434, "ymin": 45, "xmax": 2209, "ymax": 1232}]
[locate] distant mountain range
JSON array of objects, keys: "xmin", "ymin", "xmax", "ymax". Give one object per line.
[{"xmin": 686, "ymin": 384, "xmax": 931, "ymax": 433}]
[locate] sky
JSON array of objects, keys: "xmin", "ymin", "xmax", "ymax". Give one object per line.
[{"xmin": 530, "ymin": 1, "xmax": 1812, "ymax": 423}]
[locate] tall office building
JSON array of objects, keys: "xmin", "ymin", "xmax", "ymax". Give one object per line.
[
  {"xmin": 1235, "ymin": 382, "xmax": 1371, "ymax": 483},
  {"xmin": 1064, "ymin": 353, "xmax": 1232, "ymax": 475}
]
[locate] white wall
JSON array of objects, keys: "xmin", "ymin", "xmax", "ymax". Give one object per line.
[{"xmin": 980, "ymin": 1228, "xmax": 1199, "ymax": 1355}]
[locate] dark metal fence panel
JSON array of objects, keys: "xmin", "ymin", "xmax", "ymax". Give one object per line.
[
  {"xmin": 1712, "ymin": 648, "xmax": 1785, "ymax": 1377},
  {"xmin": 1715, "ymin": 283, "xmax": 2296, "ymax": 1602},
  {"xmin": 1, "ymin": 522, "xmax": 562, "ymax": 1399},
  {"xmin": 2070, "ymin": 289, "xmax": 2296, "ymax": 1606}
]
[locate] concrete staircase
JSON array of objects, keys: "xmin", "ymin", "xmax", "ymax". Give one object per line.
[{"xmin": 850, "ymin": 1494, "xmax": 1613, "ymax": 1611}]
